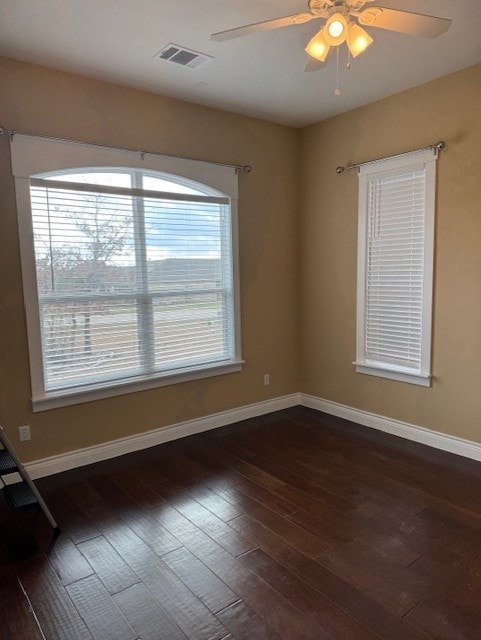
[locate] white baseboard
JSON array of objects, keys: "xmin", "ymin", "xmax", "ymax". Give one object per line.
[
  {"xmin": 300, "ymin": 393, "xmax": 481, "ymax": 463},
  {"xmin": 26, "ymin": 393, "xmax": 300, "ymax": 479},
  {"xmin": 25, "ymin": 391, "xmax": 481, "ymax": 479}
]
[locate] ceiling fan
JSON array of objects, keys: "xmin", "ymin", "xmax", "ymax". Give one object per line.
[{"xmin": 211, "ymin": 1, "xmax": 452, "ymax": 71}]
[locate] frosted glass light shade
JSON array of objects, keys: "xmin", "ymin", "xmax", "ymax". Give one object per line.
[
  {"xmin": 347, "ymin": 22, "xmax": 373, "ymax": 57},
  {"xmin": 324, "ymin": 13, "xmax": 348, "ymax": 46},
  {"xmin": 305, "ymin": 29, "xmax": 331, "ymax": 62}
]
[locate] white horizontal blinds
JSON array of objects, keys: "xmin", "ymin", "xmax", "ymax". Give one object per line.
[
  {"xmin": 365, "ymin": 166, "xmax": 427, "ymax": 372},
  {"xmin": 30, "ymin": 174, "xmax": 233, "ymax": 391},
  {"xmin": 143, "ymin": 194, "xmax": 233, "ymax": 370}
]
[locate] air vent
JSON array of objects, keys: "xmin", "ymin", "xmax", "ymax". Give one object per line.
[{"xmin": 155, "ymin": 44, "xmax": 213, "ymax": 69}]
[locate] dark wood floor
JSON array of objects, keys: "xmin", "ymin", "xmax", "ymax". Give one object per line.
[{"xmin": 1, "ymin": 406, "xmax": 481, "ymax": 640}]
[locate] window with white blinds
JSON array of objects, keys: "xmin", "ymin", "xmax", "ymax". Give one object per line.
[
  {"xmin": 355, "ymin": 149, "xmax": 437, "ymax": 386},
  {"xmin": 11, "ymin": 136, "xmax": 242, "ymax": 410}
]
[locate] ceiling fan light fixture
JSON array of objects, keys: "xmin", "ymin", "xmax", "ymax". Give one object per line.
[
  {"xmin": 347, "ymin": 22, "xmax": 373, "ymax": 57},
  {"xmin": 305, "ymin": 28, "xmax": 331, "ymax": 62},
  {"xmin": 324, "ymin": 12, "xmax": 348, "ymax": 46}
]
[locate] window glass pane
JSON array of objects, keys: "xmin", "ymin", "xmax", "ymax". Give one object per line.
[
  {"xmin": 44, "ymin": 171, "xmax": 133, "ymax": 188},
  {"xmin": 31, "ymin": 185, "xmax": 137, "ymax": 296},
  {"xmin": 144, "ymin": 198, "xmax": 224, "ymax": 289},
  {"xmin": 152, "ymin": 292, "xmax": 227, "ymax": 368},
  {"xmin": 29, "ymin": 166, "xmax": 235, "ymax": 394},
  {"xmin": 356, "ymin": 151, "xmax": 436, "ymax": 385},
  {"xmin": 42, "ymin": 299, "xmax": 140, "ymax": 389},
  {"xmin": 143, "ymin": 174, "xmax": 204, "ymax": 195},
  {"xmin": 364, "ymin": 170, "xmax": 425, "ymax": 370}
]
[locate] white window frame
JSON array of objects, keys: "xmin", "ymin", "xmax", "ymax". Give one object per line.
[
  {"xmin": 11, "ymin": 135, "xmax": 243, "ymax": 411},
  {"xmin": 354, "ymin": 148, "xmax": 438, "ymax": 387}
]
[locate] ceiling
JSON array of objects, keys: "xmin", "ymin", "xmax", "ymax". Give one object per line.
[{"xmin": 0, "ymin": 0, "xmax": 480, "ymax": 127}]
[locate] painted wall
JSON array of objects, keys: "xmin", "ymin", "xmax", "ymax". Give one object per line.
[
  {"xmin": 1, "ymin": 54, "xmax": 480, "ymax": 464},
  {"xmin": 0, "ymin": 57, "xmax": 301, "ymax": 460},
  {"xmin": 300, "ymin": 63, "xmax": 481, "ymax": 444}
]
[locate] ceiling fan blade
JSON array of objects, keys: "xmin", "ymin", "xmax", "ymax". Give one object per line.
[
  {"xmin": 305, "ymin": 57, "xmax": 327, "ymax": 72},
  {"xmin": 211, "ymin": 12, "xmax": 322, "ymax": 42},
  {"xmin": 357, "ymin": 7, "xmax": 452, "ymax": 38}
]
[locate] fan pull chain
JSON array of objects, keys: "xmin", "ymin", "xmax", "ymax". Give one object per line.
[
  {"xmin": 347, "ymin": 48, "xmax": 352, "ymax": 70},
  {"xmin": 335, "ymin": 46, "xmax": 341, "ymax": 96}
]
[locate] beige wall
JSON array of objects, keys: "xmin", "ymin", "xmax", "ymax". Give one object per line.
[
  {"xmin": 0, "ymin": 57, "xmax": 301, "ymax": 460},
  {"xmin": 1, "ymin": 54, "xmax": 480, "ymax": 464},
  {"xmin": 300, "ymin": 63, "xmax": 481, "ymax": 444}
]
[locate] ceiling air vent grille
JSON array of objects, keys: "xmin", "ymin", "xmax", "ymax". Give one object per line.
[{"xmin": 155, "ymin": 44, "xmax": 213, "ymax": 69}]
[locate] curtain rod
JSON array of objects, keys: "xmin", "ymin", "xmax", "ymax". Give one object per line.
[
  {"xmin": 335, "ymin": 140, "xmax": 446, "ymax": 175},
  {"xmin": 0, "ymin": 125, "xmax": 252, "ymax": 174}
]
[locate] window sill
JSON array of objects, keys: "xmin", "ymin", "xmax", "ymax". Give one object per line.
[
  {"xmin": 353, "ymin": 362, "xmax": 431, "ymax": 387},
  {"xmin": 32, "ymin": 360, "xmax": 245, "ymax": 412}
]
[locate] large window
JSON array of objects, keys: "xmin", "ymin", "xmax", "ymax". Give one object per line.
[
  {"xmin": 354, "ymin": 149, "xmax": 438, "ymax": 386},
  {"xmin": 12, "ymin": 136, "xmax": 242, "ymax": 409}
]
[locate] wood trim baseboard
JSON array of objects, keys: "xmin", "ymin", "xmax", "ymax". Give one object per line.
[
  {"xmin": 300, "ymin": 393, "xmax": 481, "ymax": 463},
  {"xmin": 25, "ymin": 391, "xmax": 481, "ymax": 479},
  {"xmin": 25, "ymin": 393, "xmax": 301, "ymax": 479}
]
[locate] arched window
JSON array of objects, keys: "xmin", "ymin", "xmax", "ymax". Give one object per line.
[{"xmin": 12, "ymin": 137, "xmax": 242, "ymax": 409}]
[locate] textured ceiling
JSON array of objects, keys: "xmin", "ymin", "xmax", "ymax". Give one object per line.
[{"xmin": 0, "ymin": 0, "xmax": 480, "ymax": 127}]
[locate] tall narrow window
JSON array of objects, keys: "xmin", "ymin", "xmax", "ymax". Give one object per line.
[
  {"xmin": 12, "ymin": 136, "xmax": 242, "ymax": 409},
  {"xmin": 355, "ymin": 149, "xmax": 438, "ymax": 386}
]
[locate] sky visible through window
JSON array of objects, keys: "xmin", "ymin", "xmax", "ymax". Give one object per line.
[{"xmin": 34, "ymin": 169, "xmax": 224, "ymax": 268}]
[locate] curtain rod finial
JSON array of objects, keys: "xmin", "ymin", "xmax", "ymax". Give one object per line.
[{"xmin": 336, "ymin": 166, "xmax": 345, "ymax": 174}]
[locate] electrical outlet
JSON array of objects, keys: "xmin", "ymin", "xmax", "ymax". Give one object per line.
[
  {"xmin": 263, "ymin": 373, "xmax": 270, "ymax": 386},
  {"xmin": 18, "ymin": 425, "xmax": 31, "ymax": 442}
]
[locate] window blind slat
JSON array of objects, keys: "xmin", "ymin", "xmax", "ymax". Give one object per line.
[
  {"xmin": 30, "ymin": 171, "xmax": 235, "ymax": 391},
  {"xmin": 363, "ymin": 165, "xmax": 429, "ymax": 372}
]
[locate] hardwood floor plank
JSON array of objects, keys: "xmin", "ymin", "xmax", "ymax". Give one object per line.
[
  {"xmin": 46, "ymin": 533, "xmax": 95, "ymax": 586},
  {"xmin": 113, "ymin": 583, "xmax": 188, "ymax": 640},
  {"xmin": 415, "ymin": 507, "xmax": 481, "ymax": 549},
  {"xmin": 192, "ymin": 443, "xmax": 286, "ymax": 491},
  {"xmin": 77, "ymin": 535, "xmax": 140, "ymax": 595},
  {"xmin": 109, "ymin": 469, "xmax": 166, "ymax": 509},
  {"xmin": 341, "ymin": 499, "xmax": 479, "ymax": 568},
  {"xmin": 402, "ymin": 555, "xmax": 481, "ymax": 612},
  {"xmin": 3, "ymin": 407, "xmax": 481, "ymax": 640},
  {"xmin": 240, "ymin": 548, "xmax": 381, "ymax": 640},
  {"xmin": 162, "ymin": 546, "xmax": 239, "ymax": 613},
  {"xmin": 192, "ymin": 484, "xmax": 329, "ymax": 558},
  {"xmin": 223, "ymin": 476, "xmax": 301, "ymax": 517},
  {"xmin": 153, "ymin": 481, "xmax": 256, "ymax": 557},
  {"xmin": 172, "ymin": 529, "xmax": 333, "ymax": 640},
  {"xmin": 61, "ymin": 477, "xmax": 102, "ymax": 506},
  {"xmin": 48, "ymin": 491, "xmax": 101, "ymax": 544},
  {"xmin": 243, "ymin": 453, "xmax": 360, "ymax": 512},
  {"xmin": 87, "ymin": 474, "xmax": 183, "ymax": 556},
  {"xmin": 184, "ymin": 485, "xmax": 245, "ymax": 521},
  {"xmin": 406, "ymin": 601, "xmax": 481, "ymax": 640},
  {"xmin": 144, "ymin": 497, "xmax": 331, "ymax": 639},
  {"xmin": 79, "ymin": 500, "xmax": 229, "ymax": 640},
  {"xmin": 316, "ymin": 540, "xmax": 420, "ymax": 616},
  {"xmin": 469, "ymin": 555, "xmax": 481, "ymax": 579},
  {"xmin": 228, "ymin": 513, "xmax": 431, "ymax": 640},
  {"xmin": 0, "ymin": 572, "xmax": 45, "ymax": 640},
  {"xmin": 156, "ymin": 451, "xmax": 232, "ymax": 489},
  {"xmin": 216, "ymin": 600, "xmax": 283, "ymax": 640},
  {"xmin": 286, "ymin": 505, "xmax": 352, "ymax": 547},
  {"xmin": 127, "ymin": 462, "xmax": 167, "ymax": 487},
  {"xmin": 66, "ymin": 575, "xmax": 137, "ymax": 640},
  {"xmin": 16, "ymin": 556, "xmax": 93, "ymax": 640}
]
